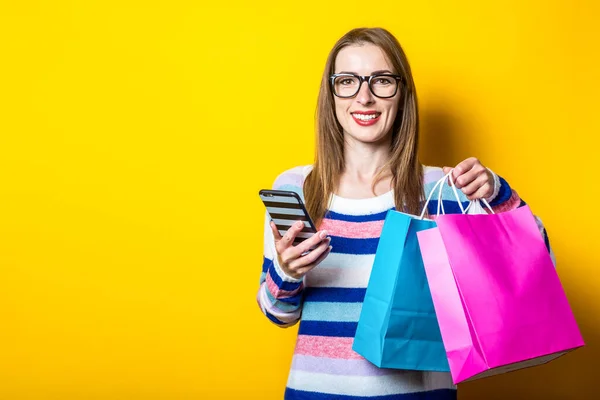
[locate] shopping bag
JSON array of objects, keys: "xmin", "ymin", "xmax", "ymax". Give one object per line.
[{"xmin": 417, "ymin": 195, "xmax": 585, "ymax": 383}]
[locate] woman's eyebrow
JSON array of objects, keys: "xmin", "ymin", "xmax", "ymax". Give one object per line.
[{"xmin": 335, "ymin": 69, "xmax": 394, "ymax": 75}]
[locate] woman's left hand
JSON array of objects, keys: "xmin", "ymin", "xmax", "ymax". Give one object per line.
[{"xmin": 443, "ymin": 157, "xmax": 494, "ymax": 200}]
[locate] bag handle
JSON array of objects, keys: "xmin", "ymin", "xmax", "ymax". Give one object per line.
[
  {"xmin": 419, "ymin": 170, "xmax": 465, "ymax": 219},
  {"xmin": 464, "ymin": 198, "xmax": 495, "ymax": 214}
]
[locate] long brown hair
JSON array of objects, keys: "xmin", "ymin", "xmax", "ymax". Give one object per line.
[{"xmin": 304, "ymin": 27, "xmax": 424, "ymax": 225}]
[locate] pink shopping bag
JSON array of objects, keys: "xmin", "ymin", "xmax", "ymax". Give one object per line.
[{"xmin": 417, "ymin": 202, "xmax": 584, "ymax": 384}]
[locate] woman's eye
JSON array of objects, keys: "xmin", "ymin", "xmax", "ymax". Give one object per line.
[{"xmin": 374, "ymin": 78, "xmax": 393, "ymax": 85}]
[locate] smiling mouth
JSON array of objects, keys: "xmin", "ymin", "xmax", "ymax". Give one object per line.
[{"xmin": 351, "ymin": 112, "xmax": 381, "ymax": 121}]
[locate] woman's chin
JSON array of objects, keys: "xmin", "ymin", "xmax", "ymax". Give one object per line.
[{"xmin": 345, "ymin": 130, "xmax": 390, "ymax": 145}]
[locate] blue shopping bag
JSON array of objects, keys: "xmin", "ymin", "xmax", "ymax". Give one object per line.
[
  {"xmin": 352, "ymin": 209, "xmax": 450, "ymax": 371},
  {"xmin": 352, "ymin": 172, "xmax": 467, "ymax": 371}
]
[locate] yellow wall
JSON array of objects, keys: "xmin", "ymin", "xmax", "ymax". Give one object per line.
[{"xmin": 0, "ymin": 1, "xmax": 598, "ymax": 398}]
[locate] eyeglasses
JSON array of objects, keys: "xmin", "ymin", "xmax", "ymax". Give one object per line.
[{"xmin": 330, "ymin": 73, "xmax": 404, "ymax": 99}]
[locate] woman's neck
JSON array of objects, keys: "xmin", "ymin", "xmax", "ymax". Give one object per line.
[
  {"xmin": 337, "ymin": 135, "xmax": 393, "ymax": 198},
  {"xmin": 342, "ymin": 135, "xmax": 392, "ymax": 181}
]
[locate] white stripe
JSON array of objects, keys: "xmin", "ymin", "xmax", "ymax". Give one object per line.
[
  {"xmin": 286, "ymin": 369, "xmax": 454, "ymax": 396},
  {"xmin": 423, "ymin": 371, "xmax": 456, "ymax": 391},
  {"xmin": 305, "ymin": 266, "xmax": 372, "ymax": 288},
  {"xmin": 328, "ymin": 190, "xmax": 394, "ymax": 215},
  {"xmin": 318, "ymin": 252, "xmax": 375, "ymax": 270},
  {"xmin": 267, "ymin": 207, "xmax": 306, "ymax": 216}
]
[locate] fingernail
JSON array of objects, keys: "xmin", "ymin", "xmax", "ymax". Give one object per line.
[
  {"xmin": 328, "ymin": 246, "xmax": 332, "ymax": 251},
  {"xmin": 296, "ymin": 221, "xmax": 304, "ymax": 228},
  {"xmin": 319, "ymin": 230, "xmax": 328, "ymax": 239}
]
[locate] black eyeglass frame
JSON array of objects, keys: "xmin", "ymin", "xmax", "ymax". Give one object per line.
[{"xmin": 329, "ymin": 73, "xmax": 405, "ymax": 99}]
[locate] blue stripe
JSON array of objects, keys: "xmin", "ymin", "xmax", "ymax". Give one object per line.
[
  {"xmin": 324, "ymin": 209, "xmax": 391, "ymax": 222},
  {"xmin": 267, "ymin": 262, "xmax": 304, "ymax": 292},
  {"xmin": 424, "ymin": 180, "xmax": 469, "ymax": 203},
  {"xmin": 266, "ymin": 311, "xmax": 287, "ymax": 326},
  {"xmin": 262, "ymin": 256, "xmax": 271, "ymax": 273},
  {"xmin": 265, "ymin": 289, "xmax": 302, "ymax": 312},
  {"xmin": 302, "ymin": 301, "xmax": 363, "ymax": 322},
  {"xmin": 489, "ymin": 176, "xmax": 512, "ymax": 207},
  {"xmin": 285, "ymin": 388, "xmax": 457, "ymax": 400},
  {"xmin": 304, "ymin": 287, "xmax": 366, "ymax": 303},
  {"xmin": 330, "ymin": 236, "xmax": 379, "ymax": 255},
  {"xmin": 298, "ymin": 320, "xmax": 357, "ymax": 337},
  {"xmin": 278, "ymin": 292, "xmax": 303, "ymax": 307},
  {"xmin": 425, "ymin": 200, "xmax": 470, "ymax": 215},
  {"xmin": 543, "ymin": 227, "xmax": 551, "ymax": 252}
]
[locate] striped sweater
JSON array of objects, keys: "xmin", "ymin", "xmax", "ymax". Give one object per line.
[{"xmin": 257, "ymin": 165, "xmax": 552, "ymax": 399}]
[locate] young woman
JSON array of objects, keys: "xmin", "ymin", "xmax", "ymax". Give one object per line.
[{"xmin": 256, "ymin": 27, "xmax": 551, "ymax": 400}]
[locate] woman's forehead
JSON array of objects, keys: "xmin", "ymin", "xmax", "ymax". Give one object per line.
[{"xmin": 334, "ymin": 44, "xmax": 393, "ymax": 74}]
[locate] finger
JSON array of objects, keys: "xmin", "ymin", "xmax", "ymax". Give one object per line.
[
  {"xmin": 288, "ymin": 239, "xmax": 331, "ymax": 270},
  {"xmin": 290, "ymin": 230, "xmax": 329, "ymax": 258},
  {"xmin": 270, "ymin": 221, "xmax": 283, "ymax": 241},
  {"xmin": 466, "ymin": 179, "xmax": 494, "ymax": 200},
  {"xmin": 311, "ymin": 244, "xmax": 332, "ymax": 267},
  {"xmin": 296, "ymin": 245, "xmax": 332, "ymax": 275},
  {"xmin": 454, "ymin": 164, "xmax": 484, "ymax": 189},
  {"xmin": 453, "ymin": 157, "xmax": 479, "ymax": 180},
  {"xmin": 278, "ymin": 220, "xmax": 307, "ymax": 252},
  {"xmin": 462, "ymin": 174, "xmax": 490, "ymax": 197}
]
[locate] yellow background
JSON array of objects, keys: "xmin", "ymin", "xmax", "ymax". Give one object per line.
[{"xmin": 0, "ymin": 1, "xmax": 598, "ymax": 398}]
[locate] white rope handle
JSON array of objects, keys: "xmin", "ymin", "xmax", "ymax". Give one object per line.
[
  {"xmin": 437, "ymin": 171, "xmax": 465, "ymax": 216},
  {"xmin": 419, "ymin": 172, "xmax": 446, "ymax": 219},
  {"xmin": 464, "ymin": 198, "xmax": 495, "ymax": 214},
  {"xmin": 419, "ymin": 169, "xmax": 465, "ymax": 219}
]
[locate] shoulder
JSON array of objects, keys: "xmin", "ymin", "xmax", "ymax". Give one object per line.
[
  {"xmin": 422, "ymin": 165, "xmax": 444, "ymax": 185},
  {"xmin": 272, "ymin": 165, "xmax": 313, "ymax": 199}
]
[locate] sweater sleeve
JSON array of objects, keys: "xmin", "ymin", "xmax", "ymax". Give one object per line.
[{"xmin": 255, "ymin": 166, "xmax": 310, "ymax": 327}]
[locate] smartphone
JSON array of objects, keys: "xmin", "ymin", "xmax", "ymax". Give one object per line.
[{"xmin": 259, "ymin": 189, "xmax": 318, "ymax": 246}]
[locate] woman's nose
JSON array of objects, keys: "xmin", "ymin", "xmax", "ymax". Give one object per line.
[{"xmin": 356, "ymin": 81, "xmax": 374, "ymax": 105}]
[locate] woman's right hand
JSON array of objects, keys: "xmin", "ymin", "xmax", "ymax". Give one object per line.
[{"xmin": 269, "ymin": 220, "xmax": 332, "ymax": 280}]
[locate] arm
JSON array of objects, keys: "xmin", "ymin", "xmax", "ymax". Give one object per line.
[
  {"xmin": 256, "ymin": 212, "xmax": 305, "ymax": 328},
  {"xmin": 256, "ymin": 167, "xmax": 331, "ymax": 327}
]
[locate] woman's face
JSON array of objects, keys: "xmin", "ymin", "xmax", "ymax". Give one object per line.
[{"xmin": 333, "ymin": 44, "xmax": 402, "ymax": 145}]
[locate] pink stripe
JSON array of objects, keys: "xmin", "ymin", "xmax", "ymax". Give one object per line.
[
  {"xmin": 266, "ymin": 271, "xmax": 303, "ymax": 298},
  {"xmin": 295, "ymin": 335, "xmax": 363, "ymax": 360},
  {"xmin": 492, "ymin": 190, "xmax": 521, "ymax": 213},
  {"xmin": 319, "ymin": 219, "xmax": 384, "ymax": 239}
]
